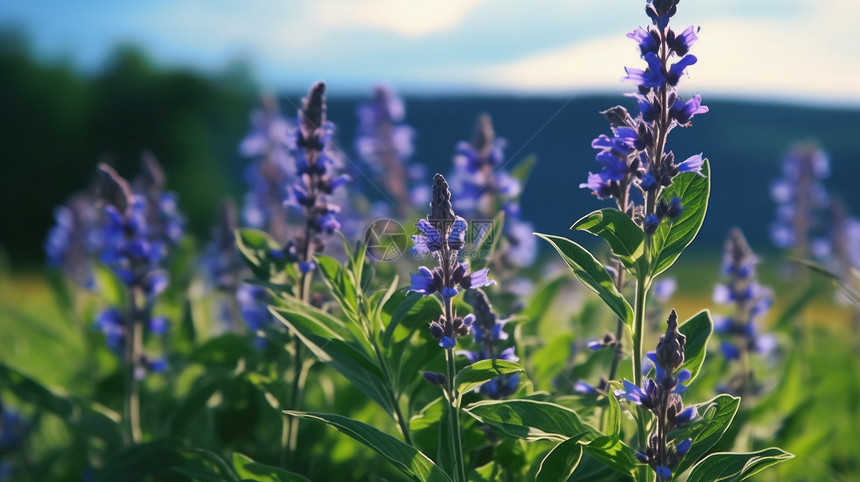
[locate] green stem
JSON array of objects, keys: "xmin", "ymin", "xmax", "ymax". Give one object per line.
[
  {"xmin": 124, "ymin": 287, "xmax": 143, "ymax": 445},
  {"xmin": 283, "ymin": 268, "xmax": 313, "ymax": 468},
  {"xmin": 445, "ymin": 347, "xmax": 467, "ymax": 482},
  {"xmin": 633, "ymin": 275, "xmax": 651, "ymax": 482},
  {"xmin": 369, "ymin": 334, "xmax": 414, "ymax": 445}
]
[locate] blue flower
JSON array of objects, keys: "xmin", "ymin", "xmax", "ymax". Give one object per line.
[
  {"xmin": 670, "ymin": 94, "xmax": 709, "ymax": 125},
  {"xmin": 676, "ymin": 438, "xmax": 692, "ymax": 456},
  {"xmin": 628, "ymin": 27, "xmax": 660, "ymax": 56},
  {"xmin": 656, "ymin": 466, "xmax": 672, "ymax": 480},
  {"xmin": 666, "ymin": 55, "xmax": 697, "ymax": 86},
  {"xmin": 676, "ymin": 154, "xmax": 704, "ymax": 174},
  {"xmin": 624, "ymin": 52, "xmax": 666, "ymax": 88},
  {"xmin": 579, "ymin": 172, "xmax": 615, "ymax": 199},
  {"xmin": 409, "ymin": 266, "xmax": 440, "ymax": 296},
  {"xmin": 644, "ymin": 214, "xmax": 660, "ymax": 234},
  {"xmin": 667, "ymin": 26, "xmax": 699, "ymax": 56}
]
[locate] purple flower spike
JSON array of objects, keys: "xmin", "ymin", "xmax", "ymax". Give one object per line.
[{"xmin": 656, "ymin": 466, "xmax": 672, "ymax": 480}]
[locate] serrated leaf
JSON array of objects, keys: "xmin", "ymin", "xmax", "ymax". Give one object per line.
[
  {"xmin": 233, "ymin": 453, "xmax": 310, "ymax": 482},
  {"xmin": 464, "ymin": 399, "xmax": 600, "ymax": 442},
  {"xmin": 686, "ymin": 448, "xmax": 794, "ymax": 482},
  {"xmin": 650, "ymin": 159, "xmax": 710, "ymax": 277},
  {"xmin": 678, "ymin": 310, "xmax": 714, "ymax": 384},
  {"xmin": 672, "ymin": 394, "xmax": 741, "ymax": 476},
  {"xmin": 572, "ymin": 208, "xmax": 645, "ymax": 272},
  {"xmin": 455, "ymin": 360, "xmax": 524, "ymax": 402},
  {"xmin": 535, "ymin": 233, "xmax": 633, "ymax": 327},
  {"xmin": 535, "ymin": 435, "xmax": 585, "ymax": 482},
  {"xmin": 282, "ymin": 411, "xmax": 452, "ymax": 482}
]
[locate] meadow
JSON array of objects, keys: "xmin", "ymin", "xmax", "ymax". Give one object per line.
[{"xmin": 2, "ymin": 1, "xmax": 860, "ymax": 481}]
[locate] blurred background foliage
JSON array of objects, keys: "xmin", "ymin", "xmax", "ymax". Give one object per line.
[{"xmin": 3, "ymin": 27, "xmax": 860, "ymax": 269}]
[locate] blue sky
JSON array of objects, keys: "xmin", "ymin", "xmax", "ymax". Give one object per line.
[{"xmin": 3, "ymin": 0, "xmax": 858, "ymax": 105}]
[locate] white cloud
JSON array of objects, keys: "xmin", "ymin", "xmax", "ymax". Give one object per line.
[
  {"xmin": 314, "ymin": 0, "xmax": 486, "ymax": 37},
  {"xmin": 459, "ymin": 6, "xmax": 860, "ymax": 105}
]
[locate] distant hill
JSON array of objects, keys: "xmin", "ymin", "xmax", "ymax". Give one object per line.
[
  {"xmin": 2, "ymin": 36, "xmax": 859, "ymax": 266},
  {"xmin": 324, "ymin": 95, "xmax": 860, "ymax": 257}
]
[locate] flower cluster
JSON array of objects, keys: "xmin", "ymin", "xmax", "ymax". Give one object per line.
[
  {"xmin": 410, "ymin": 174, "xmax": 495, "ymax": 348},
  {"xmin": 616, "ymin": 311, "xmax": 696, "ymax": 481},
  {"xmin": 769, "ymin": 143, "xmax": 832, "ymax": 258},
  {"xmin": 240, "ymin": 95, "xmax": 296, "ymax": 241},
  {"xmin": 449, "ymin": 114, "xmax": 536, "ymax": 268},
  {"xmin": 713, "ymin": 229, "xmax": 776, "ymax": 368},
  {"xmin": 581, "ymin": 0, "xmax": 706, "ymax": 236},
  {"xmin": 355, "ymin": 85, "xmax": 426, "ymax": 215},
  {"xmin": 45, "ymin": 191, "xmax": 101, "ymax": 288},
  {"xmin": 457, "ymin": 289, "xmax": 519, "ymax": 398},
  {"xmin": 94, "ymin": 163, "xmax": 175, "ymax": 375},
  {"xmin": 287, "ymin": 82, "xmax": 351, "ymax": 270}
]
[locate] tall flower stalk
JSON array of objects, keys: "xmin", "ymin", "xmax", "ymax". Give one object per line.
[
  {"xmin": 450, "ymin": 114, "xmax": 537, "ymax": 271},
  {"xmin": 355, "ymin": 84, "xmax": 425, "ymax": 217},
  {"xmin": 713, "ymin": 228, "xmax": 776, "ymax": 395},
  {"xmin": 616, "ymin": 312, "xmax": 696, "ymax": 481},
  {"xmin": 580, "ymin": 0, "xmax": 706, "ymax": 389},
  {"xmin": 411, "ymin": 173, "xmax": 495, "ymax": 482},
  {"xmin": 283, "ymin": 82, "xmax": 350, "ymax": 466},
  {"xmin": 95, "ymin": 162, "xmax": 179, "ymax": 444}
]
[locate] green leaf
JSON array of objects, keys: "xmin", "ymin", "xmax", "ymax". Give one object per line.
[
  {"xmin": 235, "ymin": 228, "xmax": 287, "ymax": 281},
  {"xmin": 535, "ymin": 233, "xmax": 633, "ymax": 327},
  {"xmin": 94, "ymin": 264, "xmax": 127, "ymax": 308},
  {"xmin": 520, "ymin": 276, "xmax": 566, "ymax": 334},
  {"xmin": 686, "ymin": 448, "xmax": 795, "ymax": 482},
  {"xmin": 383, "ymin": 290, "xmax": 441, "ymax": 347},
  {"xmin": 572, "ymin": 208, "xmax": 645, "ymax": 272},
  {"xmin": 650, "ymin": 159, "xmax": 711, "ymax": 277},
  {"xmin": 0, "ymin": 363, "xmax": 74, "ymax": 417},
  {"xmin": 678, "ymin": 310, "xmax": 714, "ymax": 384},
  {"xmin": 97, "ymin": 442, "xmax": 240, "ymax": 482},
  {"xmin": 316, "ymin": 253, "xmax": 359, "ymax": 320},
  {"xmin": 233, "ymin": 453, "xmax": 310, "ymax": 482},
  {"xmin": 464, "ymin": 399, "xmax": 600, "ymax": 442},
  {"xmin": 672, "ymin": 394, "xmax": 741, "ymax": 476},
  {"xmin": 271, "ymin": 308, "xmax": 394, "ymax": 414},
  {"xmin": 455, "ymin": 359, "xmax": 524, "ymax": 402},
  {"xmin": 583, "ymin": 435, "xmax": 639, "ymax": 477},
  {"xmin": 470, "ymin": 461, "xmax": 504, "ymax": 482},
  {"xmin": 283, "ymin": 411, "xmax": 452, "ymax": 482},
  {"xmin": 470, "ymin": 210, "xmax": 505, "ymax": 272},
  {"xmin": 535, "ymin": 436, "xmax": 585, "ymax": 482},
  {"xmin": 510, "ymin": 154, "xmax": 538, "ymax": 189}
]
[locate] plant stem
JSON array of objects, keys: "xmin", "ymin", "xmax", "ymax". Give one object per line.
[
  {"xmin": 633, "ymin": 274, "xmax": 651, "ymax": 482},
  {"xmin": 283, "ymin": 261, "xmax": 314, "ymax": 468},
  {"xmin": 445, "ymin": 347, "xmax": 467, "ymax": 482},
  {"xmin": 608, "ymin": 261, "xmax": 627, "ymax": 381},
  {"xmin": 124, "ymin": 287, "xmax": 143, "ymax": 445}
]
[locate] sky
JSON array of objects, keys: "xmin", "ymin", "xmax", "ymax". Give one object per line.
[{"xmin": 2, "ymin": 0, "xmax": 859, "ymax": 106}]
